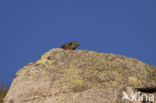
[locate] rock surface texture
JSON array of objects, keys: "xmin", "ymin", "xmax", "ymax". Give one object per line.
[{"xmin": 4, "ymin": 48, "xmax": 156, "ymax": 103}]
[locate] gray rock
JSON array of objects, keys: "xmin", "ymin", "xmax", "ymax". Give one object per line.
[{"xmin": 4, "ymin": 48, "xmax": 156, "ymax": 103}]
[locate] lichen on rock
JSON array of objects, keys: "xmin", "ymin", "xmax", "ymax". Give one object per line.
[{"xmin": 4, "ymin": 48, "xmax": 156, "ymax": 103}]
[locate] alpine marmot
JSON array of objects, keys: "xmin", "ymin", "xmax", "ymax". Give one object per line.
[{"xmin": 61, "ymin": 41, "xmax": 79, "ymax": 50}]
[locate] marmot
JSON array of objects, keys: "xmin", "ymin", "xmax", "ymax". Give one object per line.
[{"xmin": 61, "ymin": 41, "xmax": 79, "ymax": 50}]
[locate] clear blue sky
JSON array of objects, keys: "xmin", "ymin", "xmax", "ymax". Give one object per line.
[{"xmin": 0, "ymin": 0, "xmax": 156, "ymax": 84}]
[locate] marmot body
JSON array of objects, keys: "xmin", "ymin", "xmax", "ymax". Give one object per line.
[{"xmin": 61, "ymin": 41, "xmax": 79, "ymax": 50}]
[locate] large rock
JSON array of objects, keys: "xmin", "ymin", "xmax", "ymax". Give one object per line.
[{"xmin": 4, "ymin": 48, "xmax": 156, "ymax": 103}]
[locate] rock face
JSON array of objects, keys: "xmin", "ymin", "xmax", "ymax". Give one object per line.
[{"xmin": 4, "ymin": 48, "xmax": 156, "ymax": 103}]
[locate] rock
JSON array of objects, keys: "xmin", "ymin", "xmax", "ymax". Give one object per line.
[{"xmin": 4, "ymin": 48, "xmax": 156, "ymax": 103}]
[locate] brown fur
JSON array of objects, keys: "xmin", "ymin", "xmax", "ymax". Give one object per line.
[{"xmin": 61, "ymin": 41, "xmax": 79, "ymax": 50}]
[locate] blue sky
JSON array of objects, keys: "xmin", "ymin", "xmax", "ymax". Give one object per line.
[{"xmin": 0, "ymin": 0, "xmax": 156, "ymax": 84}]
